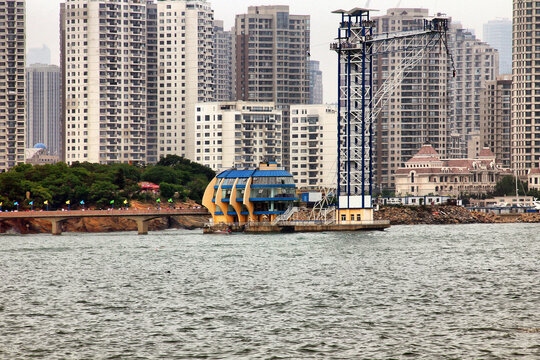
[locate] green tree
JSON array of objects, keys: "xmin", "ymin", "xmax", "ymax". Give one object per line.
[
  {"xmin": 142, "ymin": 166, "xmax": 178, "ymax": 185},
  {"xmin": 493, "ymin": 176, "xmax": 527, "ymax": 196},
  {"xmin": 89, "ymin": 181, "xmax": 118, "ymax": 208}
]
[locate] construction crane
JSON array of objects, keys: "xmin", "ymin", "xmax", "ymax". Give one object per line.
[{"xmin": 330, "ymin": 7, "xmax": 454, "ymax": 224}]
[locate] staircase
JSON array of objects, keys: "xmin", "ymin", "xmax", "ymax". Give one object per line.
[{"xmin": 272, "ymin": 206, "xmax": 299, "ymax": 225}]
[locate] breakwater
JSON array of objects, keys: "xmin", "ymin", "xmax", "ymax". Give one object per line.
[{"xmin": 375, "ymin": 205, "xmax": 540, "ymax": 225}]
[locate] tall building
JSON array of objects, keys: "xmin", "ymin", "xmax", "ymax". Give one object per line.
[
  {"xmin": 26, "ymin": 64, "xmax": 61, "ymax": 156},
  {"xmin": 0, "ymin": 0, "xmax": 25, "ymax": 171},
  {"xmin": 61, "ymin": 0, "xmax": 215, "ymax": 165},
  {"xmin": 235, "ymin": 5, "xmax": 310, "ymax": 169},
  {"xmin": 194, "ymin": 101, "xmax": 282, "ymax": 171},
  {"xmin": 153, "ymin": 0, "xmax": 215, "ymax": 161},
  {"xmin": 309, "ymin": 60, "xmax": 323, "ymax": 104},
  {"xmin": 483, "ymin": 19, "xmax": 512, "ymax": 75},
  {"xmin": 27, "ymin": 44, "xmax": 51, "ymax": 65},
  {"xmin": 480, "ymin": 74, "xmax": 512, "ymax": 168},
  {"xmin": 513, "ymin": 0, "xmax": 540, "ymax": 175},
  {"xmin": 214, "ymin": 20, "xmax": 234, "ymax": 102},
  {"xmin": 63, "ymin": 0, "xmax": 148, "ymax": 165},
  {"xmin": 290, "ymin": 105, "xmax": 337, "ymax": 188},
  {"xmin": 60, "ymin": 2, "xmax": 67, "ymax": 162},
  {"xmin": 372, "ymin": 8, "xmax": 451, "ymax": 191},
  {"xmin": 145, "ymin": 2, "xmax": 158, "ymax": 164},
  {"xmin": 448, "ymin": 25, "xmax": 498, "ymax": 159}
]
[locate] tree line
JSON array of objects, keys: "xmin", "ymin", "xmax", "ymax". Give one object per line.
[{"xmin": 0, "ymin": 155, "xmax": 215, "ymax": 211}]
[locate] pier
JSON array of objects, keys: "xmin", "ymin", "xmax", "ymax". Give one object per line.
[
  {"xmin": 0, "ymin": 208, "xmax": 209, "ymax": 235},
  {"xmin": 204, "ymin": 220, "xmax": 391, "ymax": 234}
]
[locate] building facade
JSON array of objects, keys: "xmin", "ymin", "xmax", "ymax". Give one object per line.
[
  {"xmin": 214, "ymin": 20, "xmax": 234, "ymax": 102},
  {"xmin": 153, "ymin": 0, "xmax": 215, "ymax": 161},
  {"xmin": 202, "ymin": 162, "xmax": 297, "ymax": 224},
  {"xmin": 372, "ymin": 8, "xmax": 451, "ymax": 191},
  {"xmin": 448, "ymin": 25, "xmax": 499, "ymax": 159},
  {"xmin": 61, "ymin": 0, "xmax": 215, "ymax": 165},
  {"xmin": 63, "ymin": 0, "xmax": 148, "ymax": 164},
  {"xmin": 290, "ymin": 104, "xmax": 337, "ymax": 188},
  {"xmin": 395, "ymin": 144, "xmax": 511, "ymax": 197},
  {"xmin": 0, "ymin": 0, "xmax": 25, "ymax": 171},
  {"xmin": 513, "ymin": 0, "xmax": 540, "ymax": 176},
  {"xmin": 194, "ymin": 101, "xmax": 282, "ymax": 171},
  {"xmin": 235, "ymin": 5, "xmax": 310, "ymax": 169},
  {"xmin": 483, "ymin": 18, "xmax": 512, "ymax": 75},
  {"xmin": 309, "ymin": 60, "xmax": 323, "ymax": 104},
  {"xmin": 26, "ymin": 64, "xmax": 61, "ymax": 157},
  {"xmin": 528, "ymin": 168, "xmax": 540, "ymax": 190},
  {"xmin": 480, "ymin": 74, "xmax": 512, "ymax": 168}
]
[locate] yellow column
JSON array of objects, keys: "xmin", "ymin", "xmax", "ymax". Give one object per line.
[
  {"xmin": 243, "ymin": 177, "xmax": 256, "ymax": 222},
  {"xmin": 230, "ymin": 178, "xmax": 246, "ymax": 224},
  {"xmin": 215, "ymin": 179, "xmax": 234, "ymax": 224}
]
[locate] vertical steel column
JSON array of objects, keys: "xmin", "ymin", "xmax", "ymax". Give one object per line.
[
  {"xmin": 337, "ymin": 19, "xmax": 342, "ymax": 206},
  {"xmin": 368, "ymin": 18, "xmax": 374, "ymax": 199},
  {"xmin": 361, "ymin": 22, "xmax": 366, "ymax": 208},
  {"xmin": 346, "ymin": 15, "xmax": 352, "ymax": 207}
]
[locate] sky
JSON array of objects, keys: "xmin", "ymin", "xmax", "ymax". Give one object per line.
[{"xmin": 27, "ymin": 0, "xmax": 512, "ymax": 103}]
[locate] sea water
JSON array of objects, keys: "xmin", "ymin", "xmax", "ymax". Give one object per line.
[{"xmin": 0, "ymin": 224, "xmax": 539, "ymax": 359}]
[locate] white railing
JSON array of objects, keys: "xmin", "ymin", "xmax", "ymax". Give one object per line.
[{"xmin": 272, "ymin": 206, "xmax": 299, "ymax": 225}]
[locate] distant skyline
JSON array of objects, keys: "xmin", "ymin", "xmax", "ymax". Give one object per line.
[{"xmin": 27, "ymin": 0, "xmax": 512, "ymax": 102}]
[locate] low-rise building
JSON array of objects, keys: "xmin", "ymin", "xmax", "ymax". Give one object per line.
[
  {"xmin": 194, "ymin": 102, "xmax": 282, "ymax": 171},
  {"xmin": 25, "ymin": 145, "xmax": 60, "ymax": 165},
  {"xmin": 376, "ymin": 195, "xmax": 455, "ymax": 206},
  {"xmin": 395, "ymin": 144, "xmax": 511, "ymax": 197},
  {"xmin": 202, "ymin": 162, "xmax": 297, "ymax": 224},
  {"xmin": 528, "ymin": 168, "xmax": 540, "ymax": 191},
  {"xmin": 470, "ymin": 196, "xmax": 537, "ymax": 208},
  {"xmin": 290, "ymin": 104, "xmax": 337, "ymax": 189}
]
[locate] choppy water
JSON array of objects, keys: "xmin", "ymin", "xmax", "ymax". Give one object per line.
[{"xmin": 0, "ymin": 224, "xmax": 539, "ymax": 359}]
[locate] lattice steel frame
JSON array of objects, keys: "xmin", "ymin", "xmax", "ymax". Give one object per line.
[{"xmin": 332, "ymin": 9, "xmax": 449, "ymax": 210}]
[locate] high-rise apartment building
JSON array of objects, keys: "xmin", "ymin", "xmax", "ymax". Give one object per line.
[
  {"xmin": 235, "ymin": 6, "xmax": 310, "ymax": 169},
  {"xmin": 309, "ymin": 60, "xmax": 323, "ymax": 104},
  {"xmin": 513, "ymin": 0, "xmax": 540, "ymax": 175},
  {"xmin": 194, "ymin": 101, "xmax": 282, "ymax": 171},
  {"xmin": 372, "ymin": 8, "xmax": 451, "ymax": 191},
  {"xmin": 61, "ymin": 0, "xmax": 215, "ymax": 165},
  {"xmin": 60, "ymin": 2, "xmax": 67, "ymax": 162},
  {"xmin": 0, "ymin": 0, "xmax": 25, "ymax": 171},
  {"xmin": 63, "ymin": 0, "xmax": 148, "ymax": 164},
  {"xmin": 480, "ymin": 74, "xmax": 512, "ymax": 168},
  {"xmin": 448, "ymin": 25, "xmax": 498, "ymax": 159},
  {"xmin": 145, "ymin": 2, "xmax": 158, "ymax": 164},
  {"xmin": 26, "ymin": 64, "xmax": 61, "ymax": 156},
  {"xmin": 290, "ymin": 105, "xmax": 337, "ymax": 188},
  {"xmin": 484, "ymin": 19, "xmax": 512, "ymax": 75},
  {"xmin": 214, "ymin": 20, "xmax": 234, "ymax": 102},
  {"xmin": 153, "ymin": 0, "xmax": 214, "ymax": 161}
]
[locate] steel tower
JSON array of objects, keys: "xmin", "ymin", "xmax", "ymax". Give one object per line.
[{"xmin": 331, "ymin": 8, "xmax": 452, "ymax": 224}]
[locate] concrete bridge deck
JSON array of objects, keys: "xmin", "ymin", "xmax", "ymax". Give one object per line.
[{"xmin": 0, "ymin": 208, "xmax": 210, "ymax": 235}]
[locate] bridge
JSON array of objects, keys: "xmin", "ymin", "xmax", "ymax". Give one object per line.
[{"xmin": 0, "ymin": 208, "xmax": 210, "ymax": 235}]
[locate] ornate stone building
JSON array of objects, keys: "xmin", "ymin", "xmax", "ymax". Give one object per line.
[{"xmin": 395, "ymin": 144, "xmax": 511, "ymax": 196}]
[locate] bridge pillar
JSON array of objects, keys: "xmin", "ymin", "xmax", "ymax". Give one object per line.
[
  {"xmin": 50, "ymin": 219, "xmax": 67, "ymax": 235},
  {"xmin": 136, "ymin": 218, "xmax": 149, "ymax": 235}
]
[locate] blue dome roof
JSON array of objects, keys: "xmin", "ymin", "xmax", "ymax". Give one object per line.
[{"xmin": 34, "ymin": 143, "xmax": 47, "ymax": 149}]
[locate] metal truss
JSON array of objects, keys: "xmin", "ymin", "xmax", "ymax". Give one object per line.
[{"xmin": 331, "ymin": 8, "xmax": 450, "ymax": 210}]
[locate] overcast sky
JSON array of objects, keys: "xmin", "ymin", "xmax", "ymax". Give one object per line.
[{"xmin": 28, "ymin": 0, "xmax": 512, "ymax": 102}]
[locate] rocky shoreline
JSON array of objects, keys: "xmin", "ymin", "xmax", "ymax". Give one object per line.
[{"xmin": 374, "ymin": 205, "xmax": 540, "ymax": 225}]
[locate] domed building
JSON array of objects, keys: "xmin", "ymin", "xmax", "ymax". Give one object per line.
[{"xmin": 202, "ymin": 162, "xmax": 297, "ymax": 224}]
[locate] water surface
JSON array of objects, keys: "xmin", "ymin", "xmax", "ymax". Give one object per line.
[{"xmin": 1, "ymin": 224, "xmax": 539, "ymax": 359}]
